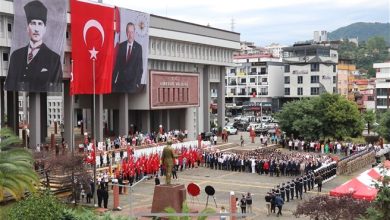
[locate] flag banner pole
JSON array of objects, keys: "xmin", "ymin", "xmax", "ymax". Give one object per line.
[{"xmin": 93, "ymin": 58, "xmax": 97, "ymax": 206}]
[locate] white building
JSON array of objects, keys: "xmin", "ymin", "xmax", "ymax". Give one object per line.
[
  {"xmin": 225, "ymin": 54, "xmax": 284, "ymax": 113},
  {"xmin": 313, "ymin": 30, "xmax": 328, "ymax": 43},
  {"xmin": 282, "ymin": 44, "xmax": 338, "ymax": 98},
  {"xmin": 265, "ymin": 43, "xmax": 286, "ymax": 61},
  {"xmin": 374, "ymin": 62, "xmax": 390, "ymax": 111}
]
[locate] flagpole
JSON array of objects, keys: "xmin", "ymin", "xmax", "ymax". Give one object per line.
[{"xmin": 93, "ymin": 58, "xmax": 97, "ymax": 207}]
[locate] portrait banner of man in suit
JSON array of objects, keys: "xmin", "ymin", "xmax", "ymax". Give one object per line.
[
  {"xmin": 5, "ymin": 0, "xmax": 66, "ymax": 92},
  {"xmin": 112, "ymin": 7, "xmax": 149, "ymax": 93}
]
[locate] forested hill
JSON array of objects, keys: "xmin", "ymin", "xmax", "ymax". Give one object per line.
[{"xmin": 328, "ymin": 22, "xmax": 390, "ymax": 45}]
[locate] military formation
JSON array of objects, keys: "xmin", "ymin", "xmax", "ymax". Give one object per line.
[{"xmin": 271, "ymin": 162, "xmax": 337, "ymax": 203}]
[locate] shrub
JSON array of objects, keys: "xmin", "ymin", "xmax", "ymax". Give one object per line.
[{"xmin": 8, "ymin": 191, "xmax": 66, "ymax": 220}]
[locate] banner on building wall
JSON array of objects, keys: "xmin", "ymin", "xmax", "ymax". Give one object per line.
[
  {"xmin": 5, "ymin": 0, "xmax": 67, "ymax": 92},
  {"xmin": 111, "ymin": 7, "xmax": 150, "ymax": 93},
  {"xmin": 150, "ymin": 71, "xmax": 200, "ymax": 109},
  {"xmin": 70, "ymin": 0, "xmax": 115, "ymax": 94}
]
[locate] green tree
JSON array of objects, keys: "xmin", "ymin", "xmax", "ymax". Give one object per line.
[
  {"xmin": 376, "ymin": 110, "xmax": 390, "ymax": 142},
  {"xmin": 275, "ymin": 98, "xmax": 322, "ymax": 140},
  {"xmin": 276, "ymin": 94, "xmax": 363, "ymax": 140},
  {"xmin": 362, "ymin": 172, "xmax": 390, "ymax": 220},
  {"xmin": 314, "ymin": 93, "xmax": 363, "ymax": 139},
  {"xmin": 0, "ymin": 128, "xmax": 38, "ymax": 201},
  {"xmin": 338, "ymin": 36, "xmax": 390, "ymax": 78},
  {"xmin": 363, "ymin": 110, "xmax": 376, "ymax": 135}
]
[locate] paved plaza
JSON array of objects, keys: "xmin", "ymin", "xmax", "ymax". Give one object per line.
[{"xmin": 95, "ymin": 132, "xmax": 367, "ymax": 219}]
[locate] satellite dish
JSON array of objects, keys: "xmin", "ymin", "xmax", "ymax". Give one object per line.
[{"xmin": 205, "ymin": 185, "xmax": 215, "ymax": 196}]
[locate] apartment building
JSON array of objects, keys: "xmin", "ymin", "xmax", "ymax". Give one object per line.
[
  {"xmin": 225, "ymin": 54, "xmax": 284, "ymax": 114},
  {"xmin": 375, "ymin": 61, "xmax": 390, "ymax": 111},
  {"xmin": 282, "ymin": 43, "xmax": 338, "ymax": 99}
]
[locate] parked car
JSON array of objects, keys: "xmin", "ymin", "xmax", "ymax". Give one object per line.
[
  {"xmin": 247, "ymin": 123, "xmax": 261, "ymax": 131},
  {"xmin": 201, "ymin": 132, "xmax": 213, "ymax": 141},
  {"xmin": 223, "ymin": 126, "xmax": 238, "ymax": 135},
  {"xmin": 235, "ymin": 122, "xmax": 249, "ymax": 131}
]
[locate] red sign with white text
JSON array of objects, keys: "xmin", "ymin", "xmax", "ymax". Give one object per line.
[{"xmin": 150, "ymin": 71, "xmax": 199, "ymax": 109}]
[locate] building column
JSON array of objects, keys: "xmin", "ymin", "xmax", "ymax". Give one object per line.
[
  {"xmin": 91, "ymin": 95, "xmax": 103, "ymax": 142},
  {"xmin": 63, "ymin": 80, "xmax": 74, "ymax": 149},
  {"xmin": 108, "ymin": 109, "xmax": 114, "ymax": 132},
  {"xmin": 22, "ymin": 92, "xmax": 28, "ymax": 125},
  {"xmin": 141, "ymin": 111, "xmax": 151, "ymax": 133},
  {"xmin": 40, "ymin": 93, "xmax": 47, "ymax": 142},
  {"xmin": 0, "ymin": 78, "xmax": 5, "ymax": 128},
  {"xmin": 185, "ymin": 107, "xmax": 197, "ymax": 140},
  {"xmin": 166, "ymin": 110, "xmax": 171, "ymax": 131},
  {"xmin": 119, "ymin": 93, "xmax": 129, "ymax": 135},
  {"xmin": 29, "ymin": 93, "xmax": 41, "ymax": 148},
  {"xmin": 217, "ymin": 67, "xmax": 226, "ymax": 129},
  {"xmin": 113, "ymin": 109, "xmax": 119, "ymax": 136},
  {"xmin": 6, "ymin": 90, "xmax": 19, "ymax": 135},
  {"xmin": 159, "ymin": 110, "xmax": 163, "ymax": 130},
  {"xmin": 82, "ymin": 108, "xmax": 90, "ymax": 134},
  {"xmin": 202, "ymin": 66, "xmax": 210, "ymax": 132}
]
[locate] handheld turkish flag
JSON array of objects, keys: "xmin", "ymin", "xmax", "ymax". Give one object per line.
[{"xmin": 70, "ymin": 0, "xmax": 115, "ymax": 94}]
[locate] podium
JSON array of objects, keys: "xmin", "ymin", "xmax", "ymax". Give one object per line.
[{"xmin": 151, "ymin": 184, "xmax": 186, "ymax": 213}]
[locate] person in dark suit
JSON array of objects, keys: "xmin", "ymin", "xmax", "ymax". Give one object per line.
[
  {"xmin": 5, "ymin": 0, "xmax": 62, "ymax": 92},
  {"xmin": 112, "ymin": 22, "xmax": 143, "ymax": 93}
]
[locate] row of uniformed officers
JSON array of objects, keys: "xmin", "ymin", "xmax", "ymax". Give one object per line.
[{"xmin": 271, "ymin": 163, "xmax": 337, "ymax": 202}]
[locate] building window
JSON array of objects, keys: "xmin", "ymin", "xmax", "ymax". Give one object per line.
[
  {"xmin": 284, "ymin": 65, "xmax": 290, "ymax": 73},
  {"xmin": 262, "ymin": 78, "xmax": 267, "ymax": 83},
  {"xmin": 3, "ymin": 53, "xmax": 8, "ymax": 61},
  {"xmin": 311, "ymin": 75, "xmax": 319, "ymax": 83},
  {"xmin": 260, "ymin": 67, "xmax": 266, "ymax": 74},
  {"xmin": 333, "ymin": 64, "xmax": 336, "ymax": 72},
  {"xmin": 284, "ymin": 76, "xmax": 290, "ymax": 84},
  {"xmin": 241, "ymin": 78, "xmax": 246, "ymax": 84},
  {"xmin": 377, "ymin": 98, "xmax": 387, "ymax": 106},
  {"xmin": 7, "ymin": 23, "xmax": 12, "ymax": 32},
  {"xmin": 284, "ymin": 88, "xmax": 290, "ymax": 95},
  {"xmin": 297, "ymin": 76, "xmax": 303, "ymax": 84},
  {"xmin": 261, "ymin": 87, "xmax": 268, "ymax": 95},
  {"xmin": 297, "ymin": 87, "xmax": 303, "ymax": 95},
  {"xmin": 250, "ymin": 78, "xmax": 255, "ymax": 83},
  {"xmin": 333, "ymin": 87, "xmax": 336, "ymax": 93},
  {"xmin": 368, "ymin": 96, "xmax": 374, "ymax": 101},
  {"xmin": 311, "ymin": 63, "xmax": 320, "ymax": 72},
  {"xmin": 311, "ymin": 87, "xmax": 320, "ymax": 95},
  {"xmin": 333, "ymin": 76, "xmax": 336, "ymax": 84},
  {"xmin": 251, "ymin": 68, "xmax": 256, "ymax": 73}
]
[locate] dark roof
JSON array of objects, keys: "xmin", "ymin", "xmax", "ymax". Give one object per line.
[{"xmin": 283, "ymin": 44, "xmax": 332, "ymax": 51}]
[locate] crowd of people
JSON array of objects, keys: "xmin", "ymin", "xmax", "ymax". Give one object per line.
[
  {"xmin": 202, "ymin": 148, "xmax": 333, "ymax": 177},
  {"xmin": 280, "ymin": 138, "xmax": 377, "ymax": 156}
]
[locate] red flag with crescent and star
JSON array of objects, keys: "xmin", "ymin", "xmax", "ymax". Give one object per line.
[{"xmin": 70, "ymin": 0, "xmax": 115, "ymax": 94}]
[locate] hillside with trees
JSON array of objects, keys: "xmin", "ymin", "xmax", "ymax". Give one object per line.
[
  {"xmin": 338, "ymin": 36, "xmax": 389, "ymax": 77},
  {"xmin": 329, "ymin": 22, "xmax": 390, "ymax": 45}
]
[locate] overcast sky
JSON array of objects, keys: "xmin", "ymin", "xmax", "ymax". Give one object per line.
[{"xmin": 100, "ymin": 0, "xmax": 389, "ymax": 46}]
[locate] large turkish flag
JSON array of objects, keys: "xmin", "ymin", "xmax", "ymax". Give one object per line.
[{"xmin": 70, "ymin": 0, "xmax": 115, "ymax": 94}]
